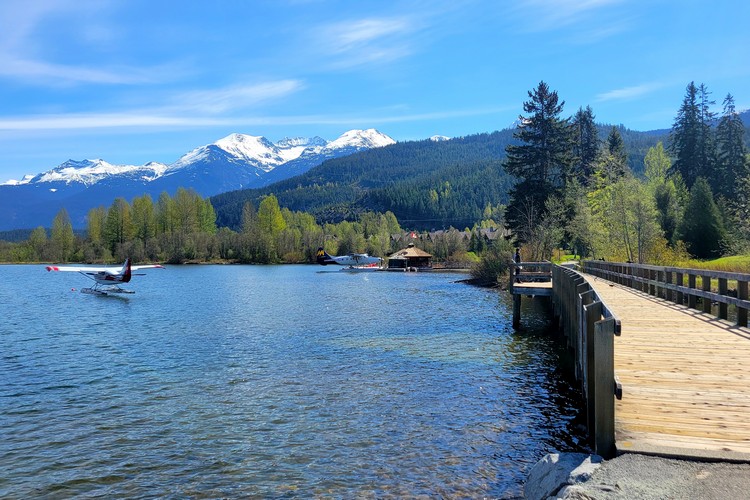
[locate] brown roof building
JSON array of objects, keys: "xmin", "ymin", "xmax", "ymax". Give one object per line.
[{"xmin": 387, "ymin": 243, "xmax": 433, "ymax": 271}]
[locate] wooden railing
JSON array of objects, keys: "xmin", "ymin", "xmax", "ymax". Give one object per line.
[
  {"xmin": 508, "ymin": 261, "xmax": 552, "ymax": 286},
  {"xmin": 581, "ymin": 261, "xmax": 750, "ymax": 327},
  {"xmin": 552, "ymin": 264, "xmax": 621, "ymax": 458}
]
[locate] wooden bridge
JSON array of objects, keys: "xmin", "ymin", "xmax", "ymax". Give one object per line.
[{"xmin": 510, "ymin": 261, "xmax": 750, "ymax": 460}]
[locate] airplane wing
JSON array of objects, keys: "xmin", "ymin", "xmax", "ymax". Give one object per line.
[
  {"xmin": 46, "ymin": 263, "xmax": 164, "ymax": 272},
  {"xmin": 46, "ymin": 264, "xmax": 112, "ymax": 273},
  {"xmin": 131, "ymin": 264, "xmax": 165, "ymax": 270}
]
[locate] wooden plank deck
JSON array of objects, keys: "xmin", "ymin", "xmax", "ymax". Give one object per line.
[
  {"xmin": 581, "ymin": 273, "xmax": 750, "ymax": 459},
  {"xmin": 512, "ymin": 281, "xmax": 553, "ymax": 296}
]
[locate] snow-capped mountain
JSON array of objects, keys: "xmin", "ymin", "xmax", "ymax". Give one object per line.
[
  {"xmin": 29, "ymin": 159, "xmax": 169, "ymax": 186},
  {"xmin": 0, "ymin": 129, "xmax": 395, "ymax": 230}
]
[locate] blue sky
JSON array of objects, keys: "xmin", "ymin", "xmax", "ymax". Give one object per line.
[{"xmin": 0, "ymin": 0, "xmax": 748, "ymax": 181}]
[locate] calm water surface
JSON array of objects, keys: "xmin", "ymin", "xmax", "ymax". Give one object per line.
[{"xmin": 0, "ymin": 265, "xmax": 585, "ymax": 498}]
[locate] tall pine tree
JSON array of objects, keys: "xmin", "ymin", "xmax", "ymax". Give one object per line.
[
  {"xmin": 715, "ymin": 93, "xmax": 748, "ymax": 198},
  {"xmin": 571, "ymin": 105, "xmax": 599, "ymax": 185},
  {"xmin": 669, "ymin": 82, "xmax": 716, "ymax": 189},
  {"xmin": 504, "ymin": 81, "xmax": 574, "ymax": 237}
]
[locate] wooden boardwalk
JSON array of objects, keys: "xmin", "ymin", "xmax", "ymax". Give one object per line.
[{"xmin": 582, "ymin": 273, "xmax": 750, "ymax": 459}]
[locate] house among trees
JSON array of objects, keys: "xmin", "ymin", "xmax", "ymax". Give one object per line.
[{"xmin": 387, "ymin": 243, "xmax": 433, "ymax": 271}]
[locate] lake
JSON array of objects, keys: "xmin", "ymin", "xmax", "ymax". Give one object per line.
[{"xmin": 0, "ymin": 264, "xmax": 585, "ymax": 498}]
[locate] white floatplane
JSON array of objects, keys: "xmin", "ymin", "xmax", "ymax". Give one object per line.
[
  {"xmin": 45, "ymin": 258, "xmax": 164, "ymax": 295},
  {"xmin": 316, "ymin": 247, "xmax": 383, "ymax": 271}
]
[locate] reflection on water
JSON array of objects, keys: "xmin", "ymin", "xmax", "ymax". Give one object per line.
[{"xmin": 0, "ymin": 265, "xmax": 585, "ymax": 498}]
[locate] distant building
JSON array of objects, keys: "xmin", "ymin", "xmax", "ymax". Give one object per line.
[
  {"xmin": 478, "ymin": 227, "xmax": 510, "ymax": 244},
  {"xmin": 387, "ymin": 243, "xmax": 433, "ymax": 271}
]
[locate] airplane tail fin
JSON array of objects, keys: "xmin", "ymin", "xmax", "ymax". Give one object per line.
[
  {"xmin": 121, "ymin": 258, "xmax": 132, "ymax": 283},
  {"xmin": 316, "ymin": 247, "xmax": 335, "ymax": 265}
]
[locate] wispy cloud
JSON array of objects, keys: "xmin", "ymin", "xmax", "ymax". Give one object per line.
[
  {"xmin": 595, "ymin": 82, "xmax": 664, "ymax": 102},
  {"xmin": 514, "ymin": 0, "xmax": 624, "ymax": 31},
  {"xmin": 315, "ymin": 16, "xmax": 417, "ymax": 68},
  {"xmin": 171, "ymin": 80, "xmax": 306, "ymax": 114},
  {"xmin": 505, "ymin": 0, "xmax": 631, "ymax": 44},
  {"xmin": 0, "ymin": 102, "xmax": 512, "ymax": 132},
  {"xmin": 0, "ymin": 79, "xmax": 305, "ymax": 130},
  {"xmin": 0, "ymin": 57, "xmax": 165, "ymax": 85}
]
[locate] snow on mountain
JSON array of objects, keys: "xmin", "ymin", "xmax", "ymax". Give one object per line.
[
  {"xmin": 34, "ymin": 159, "xmax": 168, "ymax": 186},
  {"xmin": 1, "ymin": 174, "xmax": 34, "ymax": 186},
  {"xmin": 276, "ymin": 136, "xmax": 327, "ymax": 149},
  {"xmin": 325, "ymin": 129, "xmax": 395, "ymax": 151},
  {"xmin": 2, "ymin": 129, "xmax": 395, "ymax": 188},
  {"xmin": 430, "ymin": 135, "xmax": 450, "ymax": 142},
  {"xmin": 170, "ymin": 133, "xmax": 326, "ymax": 172}
]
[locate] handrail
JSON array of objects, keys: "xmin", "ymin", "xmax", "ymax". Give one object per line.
[
  {"xmin": 551, "ymin": 264, "xmax": 621, "ymax": 458},
  {"xmin": 582, "ymin": 260, "xmax": 750, "ymax": 327}
]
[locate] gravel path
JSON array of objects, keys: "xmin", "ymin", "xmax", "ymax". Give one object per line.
[{"xmin": 565, "ymin": 453, "xmax": 750, "ymax": 499}]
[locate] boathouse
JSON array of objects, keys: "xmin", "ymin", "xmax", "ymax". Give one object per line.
[{"xmin": 387, "ymin": 243, "xmax": 433, "ymax": 271}]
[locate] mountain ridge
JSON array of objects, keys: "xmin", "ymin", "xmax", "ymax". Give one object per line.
[{"xmin": 0, "ymin": 129, "xmax": 395, "ymax": 230}]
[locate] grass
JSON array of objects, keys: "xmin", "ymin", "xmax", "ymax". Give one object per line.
[{"xmin": 676, "ymin": 255, "xmax": 750, "ymax": 273}]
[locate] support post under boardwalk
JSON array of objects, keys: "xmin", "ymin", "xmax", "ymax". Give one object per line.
[
  {"xmin": 594, "ymin": 317, "xmax": 616, "ymax": 459},
  {"xmin": 512, "ymin": 293, "xmax": 521, "ymax": 328}
]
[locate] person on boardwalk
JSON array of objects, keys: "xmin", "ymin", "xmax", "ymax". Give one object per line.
[{"xmin": 514, "ymin": 248, "xmax": 521, "ymax": 282}]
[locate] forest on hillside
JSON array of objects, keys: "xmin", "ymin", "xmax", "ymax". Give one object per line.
[{"xmin": 209, "ymin": 126, "xmax": 671, "ymax": 231}]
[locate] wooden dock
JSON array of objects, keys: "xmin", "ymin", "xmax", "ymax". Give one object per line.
[
  {"xmin": 509, "ymin": 262, "xmax": 553, "ymax": 328},
  {"xmin": 582, "ymin": 273, "xmax": 750, "ymax": 460}
]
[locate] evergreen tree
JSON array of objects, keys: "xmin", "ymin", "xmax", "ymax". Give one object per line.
[
  {"xmin": 715, "ymin": 93, "xmax": 748, "ymax": 198},
  {"xmin": 669, "ymin": 82, "xmax": 716, "ymax": 189},
  {"xmin": 606, "ymin": 127, "xmax": 628, "ymax": 169},
  {"xmin": 678, "ymin": 177, "xmax": 726, "ymax": 259},
  {"xmin": 504, "ymin": 81, "xmax": 574, "ymax": 238},
  {"xmin": 571, "ymin": 105, "xmax": 599, "ymax": 185}
]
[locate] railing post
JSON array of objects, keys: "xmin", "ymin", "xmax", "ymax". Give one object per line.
[
  {"xmin": 739, "ymin": 280, "xmax": 749, "ymax": 327},
  {"xmin": 649, "ymin": 269, "xmax": 656, "ymax": 296},
  {"xmin": 675, "ymin": 271, "xmax": 684, "ymax": 305},
  {"xmin": 665, "ymin": 270, "xmax": 673, "ymax": 302},
  {"xmin": 718, "ymin": 278, "xmax": 728, "ymax": 320},
  {"xmin": 627, "ymin": 264, "xmax": 634, "ymax": 289},
  {"xmin": 688, "ymin": 274, "xmax": 697, "ymax": 309},
  {"xmin": 702, "ymin": 274, "xmax": 712, "ymax": 314},
  {"xmin": 594, "ymin": 317, "xmax": 616, "ymax": 459}
]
